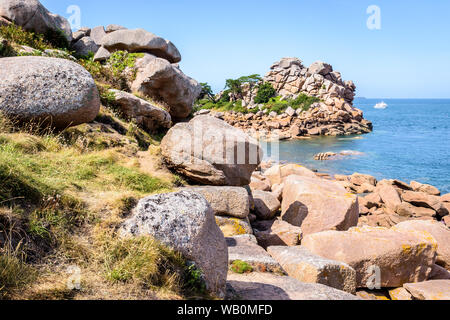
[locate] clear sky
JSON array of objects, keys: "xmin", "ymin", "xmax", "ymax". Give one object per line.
[{"xmin": 41, "ymin": 0, "xmax": 450, "ymax": 98}]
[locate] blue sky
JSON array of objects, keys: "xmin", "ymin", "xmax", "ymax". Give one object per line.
[{"xmin": 41, "ymin": 0, "xmax": 450, "ymax": 98}]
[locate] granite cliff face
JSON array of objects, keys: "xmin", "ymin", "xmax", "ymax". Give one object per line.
[{"xmin": 201, "ymin": 57, "xmax": 372, "ymax": 140}]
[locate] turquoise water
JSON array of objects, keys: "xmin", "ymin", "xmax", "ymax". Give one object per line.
[{"xmin": 266, "ymin": 99, "xmax": 450, "ymax": 194}]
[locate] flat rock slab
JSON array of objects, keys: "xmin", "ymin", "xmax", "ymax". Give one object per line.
[
  {"xmin": 267, "ymin": 246, "xmax": 356, "ymax": 294},
  {"xmin": 227, "ymin": 272, "xmax": 360, "ymax": 300},
  {"xmin": 226, "ymin": 236, "xmax": 283, "ymax": 274},
  {"xmin": 404, "ymin": 280, "xmax": 450, "ymax": 300},
  {"xmin": 302, "ymin": 226, "xmax": 437, "ymax": 288},
  {"xmin": 389, "ymin": 287, "xmax": 413, "ymax": 300},
  {"xmin": 394, "ymin": 220, "xmax": 450, "ymax": 270}
]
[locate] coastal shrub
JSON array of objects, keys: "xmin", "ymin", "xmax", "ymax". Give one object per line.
[
  {"xmin": 230, "ymin": 260, "xmax": 253, "ymax": 274},
  {"xmin": 198, "ymin": 83, "xmax": 216, "ymax": 102},
  {"xmin": 219, "ymin": 89, "xmax": 231, "ymax": 102},
  {"xmin": 42, "ymin": 28, "xmax": 69, "ymax": 50},
  {"xmin": 0, "ymin": 24, "xmax": 69, "ymax": 51},
  {"xmin": 263, "ymin": 96, "xmax": 290, "ymax": 114},
  {"xmin": 0, "ymin": 24, "xmax": 50, "ymax": 51},
  {"xmin": 290, "ymin": 94, "xmax": 320, "ymax": 111},
  {"xmin": 0, "ymin": 39, "xmax": 15, "ymax": 57},
  {"xmin": 224, "ymin": 74, "xmax": 262, "ymax": 98},
  {"xmin": 183, "ymin": 263, "xmax": 207, "ymax": 295},
  {"xmin": 107, "ymin": 51, "xmax": 144, "ymax": 77},
  {"xmin": 254, "ymin": 82, "xmax": 276, "ymax": 104}
]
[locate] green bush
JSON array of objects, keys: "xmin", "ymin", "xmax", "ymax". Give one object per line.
[
  {"xmin": 291, "ymin": 94, "xmax": 320, "ymax": 111},
  {"xmin": 43, "ymin": 28, "xmax": 69, "ymax": 50},
  {"xmin": 219, "ymin": 89, "xmax": 231, "ymax": 102},
  {"xmin": 0, "ymin": 24, "xmax": 70, "ymax": 51},
  {"xmin": 230, "ymin": 260, "xmax": 253, "ymax": 274},
  {"xmin": 254, "ymin": 82, "xmax": 276, "ymax": 104}
]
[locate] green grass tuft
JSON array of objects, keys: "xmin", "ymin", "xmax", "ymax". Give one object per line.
[{"xmin": 230, "ymin": 260, "xmax": 253, "ymax": 274}]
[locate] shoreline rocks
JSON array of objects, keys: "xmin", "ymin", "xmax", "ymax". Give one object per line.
[
  {"xmin": 302, "ymin": 226, "xmax": 437, "ymax": 288},
  {"xmin": 210, "ymin": 57, "xmax": 373, "ymax": 139}
]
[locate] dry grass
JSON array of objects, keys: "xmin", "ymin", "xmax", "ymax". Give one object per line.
[{"xmin": 0, "ymin": 110, "xmax": 200, "ymax": 300}]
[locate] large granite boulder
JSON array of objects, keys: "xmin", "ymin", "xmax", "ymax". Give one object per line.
[
  {"xmin": 161, "ymin": 116, "xmax": 263, "ymax": 186},
  {"xmin": 185, "ymin": 186, "xmax": 250, "ymax": 219},
  {"xmin": 394, "ymin": 220, "xmax": 450, "ymax": 270},
  {"xmin": 281, "ymin": 175, "xmax": 359, "ymax": 235},
  {"xmin": 0, "ymin": 57, "xmax": 100, "ymax": 128},
  {"xmin": 101, "ymin": 28, "xmax": 181, "ymax": 63},
  {"xmin": 131, "ymin": 56, "xmax": 201, "ymax": 119},
  {"xmin": 120, "ymin": 191, "xmax": 228, "ymax": 298},
  {"xmin": 72, "ymin": 36, "xmax": 100, "ymax": 57},
  {"xmin": 302, "ymin": 226, "xmax": 438, "ymax": 288},
  {"xmin": 108, "ymin": 89, "xmax": 171, "ymax": 132},
  {"xmin": 0, "ymin": 0, "xmax": 72, "ymax": 41}
]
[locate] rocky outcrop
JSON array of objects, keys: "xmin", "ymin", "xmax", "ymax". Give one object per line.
[
  {"xmin": 0, "ymin": 56, "xmax": 100, "ymax": 128},
  {"xmin": 302, "ymin": 226, "xmax": 437, "ymax": 288},
  {"xmin": 264, "ymin": 58, "xmax": 355, "ymax": 104},
  {"xmin": 281, "ymin": 175, "xmax": 359, "ymax": 235},
  {"xmin": 336, "ymin": 177, "xmax": 449, "ymax": 228},
  {"xmin": 108, "ymin": 89, "xmax": 172, "ymax": 132},
  {"xmin": 100, "ymin": 28, "xmax": 181, "ymax": 63},
  {"xmin": 267, "ymin": 246, "xmax": 357, "ymax": 294},
  {"xmin": 0, "ymin": 0, "xmax": 72, "ymax": 41},
  {"xmin": 120, "ymin": 191, "xmax": 228, "ymax": 298},
  {"xmin": 131, "ymin": 56, "xmax": 201, "ymax": 119},
  {"xmin": 161, "ymin": 116, "xmax": 263, "ymax": 186},
  {"xmin": 217, "ymin": 57, "xmax": 372, "ymax": 139}
]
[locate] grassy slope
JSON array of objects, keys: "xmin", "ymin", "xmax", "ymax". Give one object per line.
[{"xmin": 0, "ymin": 25, "xmax": 205, "ymax": 300}]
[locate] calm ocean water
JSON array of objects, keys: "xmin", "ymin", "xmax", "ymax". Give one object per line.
[{"xmin": 266, "ymin": 99, "xmax": 450, "ymax": 194}]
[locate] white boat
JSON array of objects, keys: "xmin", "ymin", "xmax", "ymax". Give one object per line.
[{"xmin": 374, "ymin": 101, "xmax": 388, "ymax": 109}]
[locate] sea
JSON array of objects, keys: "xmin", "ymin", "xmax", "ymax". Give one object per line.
[{"xmin": 265, "ymin": 99, "xmax": 450, "ymax": 194}]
